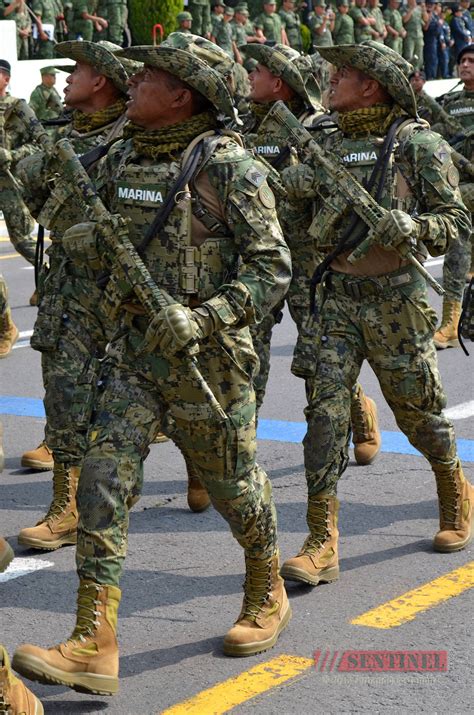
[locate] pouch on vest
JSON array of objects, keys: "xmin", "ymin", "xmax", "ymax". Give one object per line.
[{"xmin": 30, "ymin": 293, "xmax": 65, "ymax": 352}]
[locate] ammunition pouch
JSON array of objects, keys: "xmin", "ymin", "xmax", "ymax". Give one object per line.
[
  {"xmin": 62, "ymin": 222, "xmax": 104, "ymax": 273},
  {"xmin": 72, "ymin": 357, "xmax": 102, "ymax": 429},
  {"xmin": 31, "ymin": 293, "xmax": 66, "ymax": 352},
  {"xmin": 291, "ymin": 313, "xmax": 320, "ymax": 378}
]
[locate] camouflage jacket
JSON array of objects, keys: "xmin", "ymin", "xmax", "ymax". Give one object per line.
[
  {"xmin": 0, "ymin": 97, "xmax": 38, "ymax": 181},
  {"xmin": 29, "ymin": 84, "xmax": 63, "ymax": 122},
  {"xmin": 93, "ymin": 132, "xmax": 291, "ymax": 327}
]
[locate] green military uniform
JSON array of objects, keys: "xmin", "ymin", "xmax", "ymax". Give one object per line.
[
  {"xmin": 32, "ymin": 0, "xmax": 59, "ymax": 58},
  {"xmin": 105, "ymin": 0, "xmax": 126, "ymax": 45},
  {"xmin": 188, "ymin": 0, "xmax": 211, "ymax": 36},
  {"xmin": 253, "ymin": 9, "xmax": 284, "ymax": 44},
  {"xmin": 333, "ymin": 4, "xmax": 355, "ymax": 46},
  {"xmin": 5, "ymin": 4, "xmax": 32, "ymax": 60},
  {"xmin": 92, "ymin": 0, "xmax": 107, "ymax": 41},
  {"xmin": 29, "ymin": 73, "xmax": 63, "ymax": 123},
  {"xmin": 281, "ymin": 43, "xmax": 471, "ymax": 562},
  {"xmin": 278, "ymin": 7, "xmax": 302, "ymax": 52},
  {"xmin": 308, "ymin": 13, "xmax": 333, "ymax": 48},
  {"xmin": 403, "ymin": 5, "xmax": 424, "ymax": 69},
  {"xmin": 232, "ymin": 18, "xmax": 248, "ymax": 48},
  {"xmin": 369, "ymin": 2, "xmax": 386, "ymax": 42},
  {"xmin": 0, "ymin": 96, "xmax": 38, "ymax": 264},
  {"xmin": 383, "ymin": 6, "xmax": 404, "ymax": 54},
  {"xmin": 349, "ymin": 4, "xmax": 373, "ymax": 44},
  {"xmin": 71, "ymin": 0, "xmax": 97, "ymax": 40},
  {"xmin": 214, "ymin": 10, "xmax": 234, "ymax": 58}
]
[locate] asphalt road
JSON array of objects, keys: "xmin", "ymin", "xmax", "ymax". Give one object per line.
[{"xmin": 1, "ymin": 228, "xmax": 473, "ymax": 715}]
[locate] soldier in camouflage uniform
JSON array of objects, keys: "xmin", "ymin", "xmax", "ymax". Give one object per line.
[
  {"xmin": 105, "ymin": 0, "xmax": 126, "ymax": 45},
  {"xmin": 243, "ymin": 43, "xmax": 382, "ymax": 465},
  {"xmin": 253, "ymin": 1, "xmax": 288, "ymax": 45},
  {"xmin": 2, "ymin": 1, "xmax": 32, "ymax": 59},
  {"xmin": 280, "ymin": 42, "xmax": 473, "ymax": 590},
  {"xmin": 308, "ymin": 0, "xmax": 335, "ymax": 49},
  {"xmin": 279, "ymin": 0, "xmax": 303, "ymax": 52},
  {"xmin": 29, "ymin": 66, "xmax": 63, "ymax": 123},
  {"xmin": 430, "ymin": 45, "xmax": 474, "ymax": 348},
  {"xmin": 188, "ymin": 0, "xmax": 212, "ymax": 37},
  {"xmin": 70, "ymin": 0, "xmax": 108, "ymax": 41},
  {"xmin": 402, "ymin": 0, "xmax": 426, "ymax": 70},
  {"xmin": 383, "ymin": 0, "xmax": 406, "ymax": 55},
  {"xmin": 333, "ymin": 0, "xmax": 355, "ymax": 46},
  {"xmin": 17, "ymin": 42, "xmax": 130, "ymax": 547},
  {"xmin": 0, "ymin": 275, "xmax": 19, "ymax": 359},
  {"xmin": 368, "ymin": 0, "xmax": 387, "ymax": 43},
  {"xmin": 349, "ymin": 0, "xmax": 375, "ymax": 44},
  {"xmin": 31, "ymin": 0, "xmax": 61, "ymax": 58},
  {"xmin": 13, "ymin": 45, "xmax": 292, "ymax": 693},
  {"xmin": 214, "ymin": 5, "xmax": 236, "ymax": 58},
  {"xmin": 0, "ymin": 60, "xmax": 38, "ymax": 268}
]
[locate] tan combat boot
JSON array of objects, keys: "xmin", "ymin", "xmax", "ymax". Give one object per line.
[
  {"xmin": 0, "ymin": 308, "xmax": 19, "ymax": 359},
  {"xmin": 0, "ymin": 645, "xmax": 44, "ymax": 715},
  {"xmin": 433, "ymin": 299, "xmax": 462, "ymax": 349},
  {"xmin": 433, "ymin": 463, "xmax": 474, "ymax": 552},
  {"xmin": 18, "ymin": 464, "xmax": 80, "ymax": 550},
  {"xmin": 0, "ymin": 537, "xmax": 14, "ymax": 573},
  {"xmin": 186, "ymin": 460, "xmax": 210, "ymax": 513},
  {"xmin": 281, "ymin": 494, "xmax": 339, "ymax": 586},
  {"xmin": 29, "ymin": 289, "xmax": 38, "ymax": 307},
  {"xmin": 351, "ymin": 385, "xmax": 381, "ymax": 466},
  {"xmin": 12, "ymin": 580, "xmax": 120, "ymax": 696},
  {"xmin": 223, "ymin": 553, "xmax": 291, "ymax": 657},
  {"xmin": 21, "ymin": 442, "xmax": 54, "ymax": 471}
]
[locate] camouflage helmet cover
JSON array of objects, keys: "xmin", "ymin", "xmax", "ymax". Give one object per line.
[
  {"xmin": 244, "ymin": 43, "xmax": 322, "ymax": 111},
  {"xmin": 55, "ymin": 40, "xmax": 130, "ymax": 95},
  {"xmin": 317, "ymin": 41, "xmax": 417, "ymax": 117},
  {"xmin": 118, "ymin": 45, "xmax": 236, "ymax": 121}
]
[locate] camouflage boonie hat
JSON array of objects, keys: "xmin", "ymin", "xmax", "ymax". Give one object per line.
[
  {"xmin": 162, "ymin": 32, "xmax": 235, "ymax": 80},
  {"xmin": 244, "ymin": 43, "xmax": 321, "ymax": 110},
  {"xmin": 55, "ymin": 40, "xmax": 129, "ymax": 94},
  {"xmin": 317, "ymin": 41, "xmax": 417, "ymax": 117},
  {"xmin": 95, "ymin": 40, "xmax": 143, "ymax": 78},
  {"xmin": 118, "ymin": 45, "xmax": 236, "ymax": 120}
]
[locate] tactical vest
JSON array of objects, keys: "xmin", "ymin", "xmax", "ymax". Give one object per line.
[
  {"xmin": 110, "ymin": 139, "xmax": 238, "ymax": 306},
  {"xmin": 0, "ymin": 96, "xmax": 21, "ymax": 150},
  {"xmin": 443, "ymin": 90, "xmax": 474, "ymax": 131},
  {"xmin": 308, "ymin": 126, "xmax": 417, "ymax": 251}
]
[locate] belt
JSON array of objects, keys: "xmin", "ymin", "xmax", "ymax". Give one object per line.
[{"xmin": 324, "ymin": 264, "xmax": 422, "ymax": 300}]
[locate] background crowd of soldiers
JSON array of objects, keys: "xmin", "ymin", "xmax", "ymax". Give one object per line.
[{"xmin": 0, "ymin": 6, "xmax": 473, "ymax": 712}]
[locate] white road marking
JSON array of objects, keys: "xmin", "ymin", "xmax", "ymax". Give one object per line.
[
  {"xmin": 12, "ymin": 330, "xmax": 33, "ymax": 351},
  {"xmin": 0, "ymin": 557, "xmax": 54, "ymax": 583},
  {"xmin": 21, "ymin": 266, "xmax": 35, "ymax": 270},
  {"xmin": 444, "ymin": 400, "xmax": 474, "ymax": 420},
  {"xmin": 425, "ymin": 257, "xmax": 444, "ymax": 267}
]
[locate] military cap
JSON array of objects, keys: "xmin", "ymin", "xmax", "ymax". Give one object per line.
[
  {"xmin": 223, "ymin": 6, "xmax": 235, "ymax": 15},
  {"xmin": 118, "ymin": 45, "xmax": 236, "ymax": 121},
  {"xmin": 336, "ymin": 0, "xmax": 350, "ymax": 6},
  {"xmin": 313, "ymin": 0, "xmax": 326, "ymax": 7},
  {"xmin": 213, "ymin": 0, "xmax": 225, "ymax": 6},
  {"xmin": 40, "ymin": 66, "xmax": 59, "ymax": 75},
  {"xmin": 317, "ymin": 41, "xmax": 417, "ymax": 117},
  {"xmin": 236, "ymin": 7, "xmax": 250, "ymax": 15},
  {"xmin": 55, "ymin": 40, "xmax": 130, "ymax": 94},
  {"xmin": 245, "ymin": 43, "xmax": 321, "ymax": 110},
  {"xmin": 177, "ymin": 11, "xmax": 193, "ymax": 22},
  {"xmin": 0, "ymin": 59, "xmax": 11, "ymax": 74},
  {"xmin": 458, "ymin": 44, "xmax": 474, "ymax": 64}
]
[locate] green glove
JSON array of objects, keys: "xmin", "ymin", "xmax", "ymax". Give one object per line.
[
  {"xmin": 374, "ymin": 209, "xmax": 421, "ymax": 250},
  {"xmin": 147, "ymin": 303, "xmax": 214, "ymax": 359},
  {"xmin": 0, "ymin": 148, "xmax": 12, "ymax": 169},
  {"xmin": 281, "ymin": 164, "xmax": 315, "ymax": 200}
]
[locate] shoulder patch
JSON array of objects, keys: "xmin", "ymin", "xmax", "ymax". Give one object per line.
[
  {"xmin": 258, "ymin": 184, "xmax": 276, "ymax": 209},
  {"xmin": 244, "ymin": 166, "xmax": 266, "ymax": 188},
  {"xmin": 447, "ymin": 164, "xmax": 459, "ymax": 188},
  {"xmin": 433, "ymin": 146, "xmax": 450, "ymax": 165}
]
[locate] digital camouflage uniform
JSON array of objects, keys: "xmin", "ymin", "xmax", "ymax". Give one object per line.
[
  {"xmin": 31, "ymin": 0, "xmax": 58, "ymax": 58},
  {"xmin": 7, "ymin": 4, "xmax": 32, "ymax": 60},
  {"xmin": 349, "ymin": 4, "xmax": 373, "ymax": 44},
  {"xmin": 11, "ymin": 47, "xmax": 292, "ymax": 684},
  {"xmin": 278, "ymin": 7, "xmax": 302, "ymax": 52},
  {"xmin": 253, "ymin": 10, "xmax": 284, "ymax": 44},
  {"xmin": 280, "ymin": 43, "xmax": 472, "ymax": 587},
  {"xmin": 308, "ymin": 9, "xmax": 333, "ymax": 48},
  {"xmin": 333, "ymin": 6, "xmax": 355, "ymax": 46},
  {"xmin": 0, "ymin": 96, "xmax": 38, "ymax": 264},
  {"xmin": 383, "ymin": 5, "xmax": 404, "ymax": 55},
  {"xmin": 214, "ymin": 12, "xmax": 234, "ymax": 58},
  {"xmin": 403, "ymin": 5, "xmax": 424, "ymax": 70},
  {"xmin": 188, "ymin": 0, "xmax": 211, "ymax": 37},
  {"xmin": 105, "ymin": 0, "xmax": 126, "ymax": 45},
  {"xmin": 71, "ymin": 0, "xmax": 97, "ymax": 40},
  {"xmin": 368, "ymin": 2, "xmax": 386, "ymax": 43},
  {"xmin": 29, "ymin": 81, "xmax": 63, "ymax": 122}
]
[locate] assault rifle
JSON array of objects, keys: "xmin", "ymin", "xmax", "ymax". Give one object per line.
[
  {"xmin": 266, "ymin": 101, "xmax": 445, "ymax": 296},
  {"xmin": 41, "ymin": 138, "xmax": 228, "ymax": 424}
]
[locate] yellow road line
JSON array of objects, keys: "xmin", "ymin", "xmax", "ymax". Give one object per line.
[
  {"xmin": 352, "ymin": 561, "xmax": 474, "ymax": 629},
  {"xmin": 161, "ymin": 654, "xmax": 313, "ymax": 715},
  {"xmin": 0, "ymin": 253, "xmax": 22, "ymax": 260}
]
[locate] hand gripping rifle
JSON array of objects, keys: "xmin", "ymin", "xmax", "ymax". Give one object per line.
[
  {"xmin": 266, "ymin": 101, "xmax": 445, "ymax": 296},
  {"xmin": 47, "ymin": 138, "xmax": 228, "ymax": 424}
]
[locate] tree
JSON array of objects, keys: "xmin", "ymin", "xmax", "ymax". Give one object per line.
[{"xmin": 128, "ymin": 0, "xmax": 183, "ymax": 45}]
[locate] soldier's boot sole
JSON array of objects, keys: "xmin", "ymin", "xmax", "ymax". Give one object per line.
[
  {"xmin": 0, "ymin": 325, "xmax": 19, "ymax": 359},
  {"xmin": 20, "ymin": 458, "xmax": 53, "ymax": 471},
  {"xmin": 223, "ymin": 603, "xmax": 292, "ymax": 657},
  {"xmin": 12, "ymin": 652, "xmax": 118, "ymax": 697},
  {"xmin": 433, "ymin": 513, "xmax": 474, "ymax": 553},
  {"xmin": 280, "ymin": 564, "xmax": 339, "ymax": 586},
  {"xmin": 433, "ymin": 337, "xmax": 460, "ymax": 350},
  {"xmin": 17, "ymin": 531, "xmax": 77, "ymax": 551}
]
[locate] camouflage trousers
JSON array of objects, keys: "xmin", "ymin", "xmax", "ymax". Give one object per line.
[
  {"xmin": 33, "ymin": 248, "xmax": 110, "ymax": 464},
  {"xmin": 303, "ymin": 265, "xmax": 459, "ymax": 496},
  {"xmin": 106, "ymin": 0, "xmax": 127, "ymax": 45},
  {"xmin": 249, "ymin": 301, "xmax": 284, "ymax": 412},
  {"xmin": 188, "ymin": 1, "xmax": 211, "ymax": 36},
  {"xmin": 76, "ymin": 319, "xmax": 278, "ymax": 586},
  {"xmin": 443, "ymin": 200, "xmax": 472, "ymax": 300},
  {"xmin": 403, "ymin": 36, "xmax": 424, "ymax": 70},
  {"xmin": 0, "ymin": 275, "xmax": 7, "ymax": 315},
  {"xmin": 0, "ymin": 184, "xmax": 36, "ymax": 265}
]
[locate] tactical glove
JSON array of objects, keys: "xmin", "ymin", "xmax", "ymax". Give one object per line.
[
  {"xmin": 281, "ymin": 164, "xmax": 315, "ymax": 200},
  {"xmin": 374, "ymin": 209, "xmax": 421, "ymax": 251},
  {"xmin": 0, "ymin": 148, "xmax": 12, "ymax": 169},
  {"xmin": 149, "ymin": 303, "xmax": 214, "ymax": 359}
]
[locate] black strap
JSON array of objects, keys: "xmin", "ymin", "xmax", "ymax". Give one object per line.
[
  {"xmin": 34, "ymin": 224, "xmax": 45, "ymax": 289},
  {"xmin": 79, "ymin": 143, "xmax": 111, "ymax": 171},
  {"xmin": 309, "ymin": 117, "xmax": 407, "ymax": 314},
  {"xmin": 42, "ymin": 117, "xmax": 72, "ymax": 127},
  {"xmin": 458, "ymin": 276, "xmax": 474, "ymax": 357}
]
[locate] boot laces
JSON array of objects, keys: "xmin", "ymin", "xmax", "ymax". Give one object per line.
[
  {"xmin": 44, "ymin": 467, "xmax": 72, "ymax": 521},
  {"xmin": 69, "ymin": 584, "xmax": 103, "ymax": 643},
  {"xmin": 301, "ymin": 500, "xmax": 330, "ymax": 555},
  {"xmin": 437, "ymin": 476, "xmax": 461, "ymax": 526},
  {"xmin": 241, "ymin": 560, "xmax": 272, "ymax": 621},
  {"xmin": 351, "ymin": 392, "xmax": 371, "ymax": 441}
]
